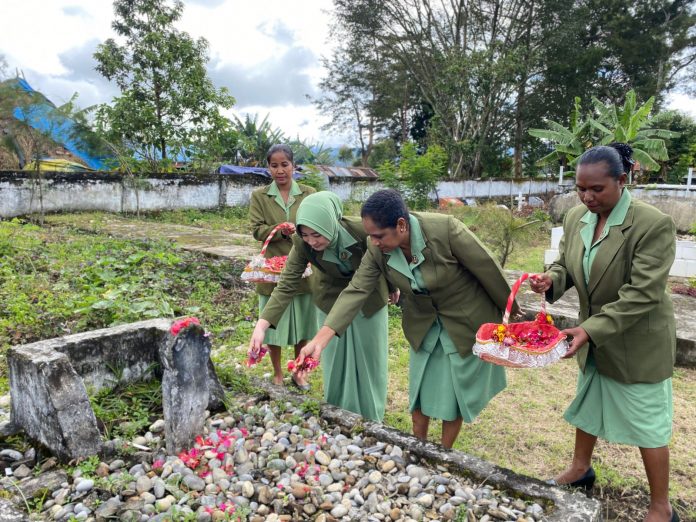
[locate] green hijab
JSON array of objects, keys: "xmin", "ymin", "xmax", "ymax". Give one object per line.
[{"xmin": 296, "ymin": 192, "xmax": 343, "ymax": 246}]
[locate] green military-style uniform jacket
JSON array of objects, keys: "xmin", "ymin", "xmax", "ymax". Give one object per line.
[
  {"xmin": 324, "ymin": 213, "xmax": 514, "ymax": 357},
  {"xmin": 547, "ymin": 198, "xmax": 677, "ymax": 384},
  {"xmin": 261, "ymin": 216, "xmax": 389, "ymax": 325},
  {"xmin": 249, "ymin": 182, "xmax": 315, "ymax": 295}
]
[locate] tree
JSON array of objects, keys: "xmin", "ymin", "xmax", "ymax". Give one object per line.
[
  {"xmin": 530, "ymin": 90, "xmax": 681, "ymax": 176},
  {"xmin": 94, "ymin": 0, "xmax": 234, "ymax": 165},
  {"xmin": 229, "ymin": 113, "xmax": 286, "ymax": 166},
  {"xmin": 528, "ymin": 97, "xmax": 595, "ymax": 169},
  {"xmin": 337, "ymin": 146, "xmax": 354, "ymax": 164},
  {"xmin": 376, "ymin": 142, "xmax": 446, "ymax": 209},
  {"xmin": 314, "ymin": 45, "xmax": 384, "ymax": 167},
  {"xmin": 325, "ymin": 0, "xmax": 696, "ymax": 179},
  {"xmin": 589, "ymin": 90, "xmax": 680, "ymax": 171},
  {"xmin": 651, "ymin": 111, "xmax": 696, "ymax": 182}
]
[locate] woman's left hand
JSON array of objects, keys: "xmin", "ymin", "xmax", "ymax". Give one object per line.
[{"xmin": 561, "ymin": 326, "xmax": 590, "ymax": 358}]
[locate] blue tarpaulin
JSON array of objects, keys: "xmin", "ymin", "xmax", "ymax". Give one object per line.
[
  {"xmin": 217, "ymin": 165, "xmax": 270, "ymax": 177},
  {"xmin": 11, "ymin": 78, "xmax": 111, "ymax": 170},
  {"xmin": 217, "ymin": 164, "xmax": 302, "ymax": 179}
]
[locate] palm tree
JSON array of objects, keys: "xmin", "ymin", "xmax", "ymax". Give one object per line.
[
  {"xmin": 588, "ymin": 90, "xmax": 679, "ymax": 171},
  {"xmin": 231, "ymin": 113, "xmax": 286, "ymax": 166}
]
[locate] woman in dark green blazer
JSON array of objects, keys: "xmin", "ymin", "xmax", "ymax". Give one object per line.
[
  {"xmin": 298, "ymin": 189, "xmax": 514, "ymax": 448},
  {"xmin": 530, "ymin": 144, "xmax": 678, "ymax": 522},
  {"xmin": 249, "ymin": 144, "xmax": 317, "ymax": 389},
  {"xmin": 250, "ymin": 192, "xmax": 392, "ymax": 421}
]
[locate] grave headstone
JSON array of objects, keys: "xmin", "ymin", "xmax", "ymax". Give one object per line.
[{"xmin": 160, "ymin": 324, "xmax": 213, "ymax": 454}]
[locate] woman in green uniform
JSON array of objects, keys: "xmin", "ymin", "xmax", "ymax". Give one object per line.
[
  {"xmin": 298, "ymin": 189, "xmax": 514, "ymax": 448},
  {"xmin": 530, "ymin": 143, "xmax": 678, "ymax": 522},
  {"xmin": 249, "ymin": 144, "xmax": 317, "ymax": 389},
  {"xmin": 249, "ymin": 192, "xmax": 393, "ymax": 421}
]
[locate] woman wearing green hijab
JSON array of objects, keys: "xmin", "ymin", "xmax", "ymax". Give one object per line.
[{"xmin": 249, "ymin": 192, "xmax": 393, "ymax": 422}]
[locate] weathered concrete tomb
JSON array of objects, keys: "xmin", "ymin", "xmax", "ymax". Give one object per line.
[{"xmin": 6, "ymin": 318, "xmax": 224, "ymax": 461}]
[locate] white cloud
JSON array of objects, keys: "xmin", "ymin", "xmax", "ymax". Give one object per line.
[
  {"xmin": 0, "ymin": 0, "xmax": 340, "ymax": 144},
  {"xmin": 666, "ymin": 92, "xmax": 696, "ymax": 119}
]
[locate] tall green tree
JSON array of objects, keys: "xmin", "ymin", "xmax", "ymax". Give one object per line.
[
  {"xmin": 651, "ymin": 111, "xmax": 696, "ymax": 182},
  {"xmin": 94, "ymin": 0, "xmax": 234, "ymax": 165}
]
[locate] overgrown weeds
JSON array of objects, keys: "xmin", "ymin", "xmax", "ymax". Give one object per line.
[{"xmin": 90, "ymin": 380, "xmax": 162, "ymax": 440}]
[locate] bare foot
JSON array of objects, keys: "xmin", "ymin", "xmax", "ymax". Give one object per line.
[{"xmin": 272, "ymin": 375, "xmax": 284, "ymax": 386}]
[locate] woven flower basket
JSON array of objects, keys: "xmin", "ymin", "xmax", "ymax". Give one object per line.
[
  {"xmin": 473, "ymin": 273, "xmax": 568, "ymax": 368},
  {"xmin": 241, "ymin": 223, "xmax": 312, "ymax": 284}
]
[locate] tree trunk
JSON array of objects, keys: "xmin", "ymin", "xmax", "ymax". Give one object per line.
[{"xmin": 513, "ymin": 1, "xmax": 535, "ymax": 179}]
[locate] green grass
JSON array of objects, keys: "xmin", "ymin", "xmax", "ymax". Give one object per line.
[
  {"xmin": 136, "ymin": 206, "xmax": 251, "ymax": 234},
  {"xmin": 90, "ymin": 380, "xmax": 163, "ymax": 440},
  {"xmin": 0, "ymin": 218, "xmax": 247, "ymax": 393}
]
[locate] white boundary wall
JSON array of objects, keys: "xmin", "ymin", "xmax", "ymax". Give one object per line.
[
  {"xmin": 0, "ymin": 171, "xmax": 558, "ymax": 218},
  {"xmin": 1, "ymin": 171, "xmax": 694, "ymax": 219},
  {"xmin": 545, "ymin": 226, "xmax": 696, "ymax": 277}
]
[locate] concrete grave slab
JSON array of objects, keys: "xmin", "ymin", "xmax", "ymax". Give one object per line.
[{"xmin": 7, "ymin": 319, "xmax": 224, "ymax": 461}]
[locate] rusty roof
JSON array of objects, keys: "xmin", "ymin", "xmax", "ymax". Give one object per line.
[{"xmin": 314, "ymin": 165, "xmax": 379, "ymax": 179}]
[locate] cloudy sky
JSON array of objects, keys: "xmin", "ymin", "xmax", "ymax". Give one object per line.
[
  {"xmin": 0, "ymin": 0, "xmax": 341, "ymax": 144},
  {"xmin": 1, "ymin": 0, "xmax": 695, "ymax": 148}
]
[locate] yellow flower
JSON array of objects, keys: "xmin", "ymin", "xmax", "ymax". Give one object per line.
[{"xmin": 546, "ymin": 314, "xmax": 554, "ymax": 325}]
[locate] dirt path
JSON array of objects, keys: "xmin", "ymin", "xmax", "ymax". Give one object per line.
[{"xmin": 46, "ymin": 215, "xmax": 258, "ymax": 260}]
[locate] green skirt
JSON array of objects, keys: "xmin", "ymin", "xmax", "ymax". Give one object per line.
[
  {"xmin": 317, "ymin": 307, "xmax": 388, "ymax": 422},
  {"xmin": 410, "ymin": 323, "xmax": 506, "ymax": 422},
  {"xmin": 564, "ymin": 355, "xmax": 673, "ymax": 448},
  {"xmin": 258, "ymin": 293, "xmax": 317, "ymax": 347}
]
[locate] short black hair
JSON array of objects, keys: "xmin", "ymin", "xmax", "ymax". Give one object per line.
[
  {"xmin": 266, "ymin": 144, "xmax": 294, "ymax": 164},
  {"xmin": 577, "ymin": 143, "xmax": 634, "ymax": 179},
  {"xmin": 360, "ymin": 189, "xmax": 409, "ymax": 228}
]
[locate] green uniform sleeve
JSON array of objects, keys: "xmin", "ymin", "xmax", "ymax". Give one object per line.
[
  {"xmin": 260, "ymin": 238, "xmax": 311, "ymax": 327},
  {"xmin": 323, "ymin": 246, "xmax": 384, "ymax": 336},
  {"xmin": 545, "ymin": 212, "xmax": 576, "ymax": 303},
  {"xmin": 581, "ymin": 215, "xmax": 676, "ymax": 346},
  {"xmin": 249, "ymin": 191, "xmax": 284, "ymax": 244},
  {"xmin": 448, "ymin": 216, "xmax": 516, "ymax": 313}
]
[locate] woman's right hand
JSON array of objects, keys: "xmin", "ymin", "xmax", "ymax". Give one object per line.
[
  {"xmin": 296, "ymin": 326, "xmax": 336, "ymax": 366},
  {"xmin": 279, "ymin": 222, "xmax": 296, "ymax": 235},
  {"xmin": 250, "ymin": 319, "xmax": 271, "ymax": 353},
  {"xmin": 529, "ymin": 273, "xmax": 552, "ymax": 294}
]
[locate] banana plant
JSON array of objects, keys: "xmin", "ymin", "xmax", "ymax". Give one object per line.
[
  {"xmin": 528, "ymin": 97, "xmax": 595, "ymax": 168},
  {"xmin": 589, "ymin": 90, "xmax": 680, "ymax": 171}
]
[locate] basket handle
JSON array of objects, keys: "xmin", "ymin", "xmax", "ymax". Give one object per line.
[
  {"xmin": 260, "ymin": 222, "xmax": 292, "ymax": 256},
  {"xmin": 502, "ymin": 273, "xmax": 547, "ymax": 325}
]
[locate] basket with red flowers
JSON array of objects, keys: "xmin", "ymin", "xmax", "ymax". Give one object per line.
[
  {"xmin": 473, "ymin": 273, "xmax": 568, "ymax": 368},
  {"xmin": 241, "ymin": 222, "xmax": 312, "ymax": 284}
]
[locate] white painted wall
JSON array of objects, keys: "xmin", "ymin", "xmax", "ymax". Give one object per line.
[
  {"xmin": 1, "ymin": 172, "xmax": 562, "ymax": 218},
  {"xmin": 545, "ymin": 226, "xmax": 696, "ymax": 277}
]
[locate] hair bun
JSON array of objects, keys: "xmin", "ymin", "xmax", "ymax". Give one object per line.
[
  {"xmin": 608, "ymin": 142, "xmax": 634, "ymax": 173},
  {"xmin": 608, "ymin": 142, "xmax": 633, "ymax": 161}
]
